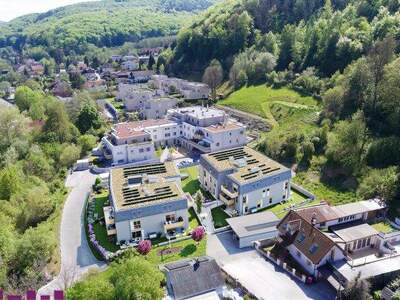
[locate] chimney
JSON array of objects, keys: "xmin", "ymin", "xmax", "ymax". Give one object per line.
[{"xmin": 311, "ymin": 212, "xmax": 317, "ymax": 226}]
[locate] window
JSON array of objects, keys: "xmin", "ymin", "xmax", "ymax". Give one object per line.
[
  {"xmin": 165, "ymin": 133, "xmax": 171, "ymax": 137},
  {"xmin": 216, "ymin": 142, "xmax": 220, "ymax": 147},
  {"xmin": 132, "ymin": 220, "xmax": 141, "ymax": 230},
  {"xmin": 244, "ymin": 206, "xmax": 248, "ymax": 213},
  {"xmin": 139, "ymin": 148, "xmax": 144, "ymax": 153},
  {"xmin": 269, "ymin": 198, "xmax": 272, "ymax": 204},
  {"xmin": 297, "ymin": 232, "xmax": 306, "ymax": 243},
  {"xmin": 132, "ymin": 231, "xmax": 141, "ymax": 239},
  {"xmin": 309, "ymin": 243, "xmax": 319, "ymax": 254},
  {"xmin": 307, "ymin": 260, "xmax": 312, "ymax": 266},
  {"xmin": 357, "ymin": 240, "xmax": 362, "ymax": 249},
  {"xmin": 296, "ymin": 250, "xmax": 301, "ymax": 257},
  {"xmin": 165, "ymin": 214, "xmax": 176, "ymax": 222}
]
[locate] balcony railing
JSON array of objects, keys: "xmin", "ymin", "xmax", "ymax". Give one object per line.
[
  {"xmin": 179, "ymin": 137, "xmax": 211, "ymax": 153},
  {"xmin": 221, "ymin": 185, "xmax": 238, "ymax": 199},
  {"xmin": 219, "ymin": 193, "xmax": 235, "ymax": 207},
  {"xmin": 164, "ymin": 220, "xmax": 185, "ymax": 231}
]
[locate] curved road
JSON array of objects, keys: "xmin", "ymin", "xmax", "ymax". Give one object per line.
[{"xmin": 39, "ymin": 169, "xmax": 107, "ymax": 296}]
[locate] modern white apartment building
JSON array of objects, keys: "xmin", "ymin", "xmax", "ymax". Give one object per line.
[
  {"xmin": 149, "ymin": 75, "xmax": 210, "ymax": 100},
  {"xmin": 117, "ymin": 83, "xmax": 177, "ymax": 119},
  {"xmin": 102, "ymin": 106, "xmax": 248, "ymax": 164},
  {"xmin": 101, "ymin": 119, "xmax": 180, "ymax": 165},
  {"xmin": 106, "ymin": 162, "xmax": 189, "ymax": 243},
  {"xmin": 199, "ymin": 146, "xmax": 292, "ymax": 215},
  {"xmin": 168, "ymin": 106, "xmax": 247, "ymax": 153}
]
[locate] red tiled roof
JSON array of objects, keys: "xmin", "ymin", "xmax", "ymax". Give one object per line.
[
  {"xmin": 113, "ymin": 119, "xmax": 175, "ymax": 139},
  {"xmin": 278, "ymin": 211, "xmax": 336, "ymax": 265}
]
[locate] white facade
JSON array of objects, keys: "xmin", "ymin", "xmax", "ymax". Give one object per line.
[
  {"xmin": 117, "ymin": 83, "xmax": 176, "ymax": 119},
  {"xmin": 149, "ymin": 75, "xmax": 210, "ymax": 100},
  {"xmin": 101, "ymin": 120, "xmax": 180, "ymax": 164},
  {"xmin": 287, "ymin": 244, "xmax": 345, "ymax": 276},
  {"xmin": 102, "ymin": 135, "xmax": 155, "ymax": 165},
  {"xmin": 168, "ymin": 106, "xmax": 247, "ymax": 153},
  {"xmin": 121, "ymin": 60, "xmax": 139, "ymax": 71},
  {"xmin": 180, "ymin": 81, "xmax": 210, "ymax": 100},
  {"xmin": 141, "ymin": 97, "xmax": 178, "ymax": 119},
  {"xmin": 114, "ymin": 207, "xmax": 189, "ymax": 242}
]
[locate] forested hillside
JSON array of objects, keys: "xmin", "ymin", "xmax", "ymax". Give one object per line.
[
  {"xmin": 0, "ymin": 0, "xmax": 218, "ymax": 56},
  {"xmin": 169, "ymin": 0, "xmax": 400, "ymax": 78},
  {"xmin": 167, "ymin": 0, "xmax": 400, "ymax": 215}
]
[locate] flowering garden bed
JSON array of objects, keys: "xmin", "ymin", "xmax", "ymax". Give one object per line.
[{"xmin": 157, "ymin": 247, "xmax": 182, "ymax": 256}]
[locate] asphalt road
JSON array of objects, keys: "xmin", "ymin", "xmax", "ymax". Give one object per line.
[{"xmin": 38, "ymin": 169, "xmax": 106, "ymax": 296}]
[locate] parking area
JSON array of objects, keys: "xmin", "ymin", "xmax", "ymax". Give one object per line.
[{"xmin": 207, "ymin": 232, "xmax": 336, "ymax": 300}]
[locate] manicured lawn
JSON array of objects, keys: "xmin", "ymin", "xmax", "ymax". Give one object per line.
[
  {"xmin": 211, "ymin": 206, "xmax": 230, "ymax": 228},
  {"xmin": 146, "ymin": 237, "xmax": 207, "ymax": 265},
  {"xmin": 181, "ymin": 166, "xmax": 200, "ymax": 195},
  {"xmin": 371, "ymin": 221, "xmax": 397, "ymax": 234},
  {"xmin": 263, "ymin": 190, "xmax": 319, "ymax": 218}
]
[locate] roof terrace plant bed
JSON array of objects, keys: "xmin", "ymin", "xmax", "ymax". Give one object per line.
[{"xmin": 370, "ymin": 221, "xmax": 397, "ymax": 234}]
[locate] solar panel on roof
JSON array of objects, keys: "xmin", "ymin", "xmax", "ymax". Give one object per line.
[
  {"xmin": 262, "ymin": 167, "xmax": 280, "ymax": 174},
  {"xmin": 121, "ymin": 193, "xmax": 178, "ymax": 206}
]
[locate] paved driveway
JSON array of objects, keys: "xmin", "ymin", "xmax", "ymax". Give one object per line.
[
  {"xmin": 207, "ymin": 232, "xmax": 336, "ymax": 300},
  {"xmin": 39, "ymin": 170, "xmax": 106, "ymax": 295}
]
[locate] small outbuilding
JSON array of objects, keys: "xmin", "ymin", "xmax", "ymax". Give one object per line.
[{"xmin": 227, "ymin": 211, "xmax": 280, "ymax": 248}]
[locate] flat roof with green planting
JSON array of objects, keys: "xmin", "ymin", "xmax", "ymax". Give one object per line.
[
  {"xmin": 202, "ymin": 146, "xmax": 289, "ymax": 184},
  {"xmin": 110, "ymin": 162, "xmax": 184, "ymax": 211}
]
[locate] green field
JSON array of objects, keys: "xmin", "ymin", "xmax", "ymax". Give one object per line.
[{"xmin": 219, "ymin": 85, "xmax": 319, "ymax": 129}]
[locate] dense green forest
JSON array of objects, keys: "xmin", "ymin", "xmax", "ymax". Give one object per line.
[
  {"xmin": 166, "ymin": 0, "xmax": 400, "ymax": 216},
  {"xmin": 169, "ymin": 0, "xmax": 400, "ymax": 78},
  {"xmin": 0, "ymin": 86, "xmax": 104, "ymax": 291},
  {"xmin": 0, "ymin": 0, "xmax": 218, "ymax": 57}
]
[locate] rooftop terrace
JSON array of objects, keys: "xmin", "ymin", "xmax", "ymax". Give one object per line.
[
  {"xmin": 110, "ymin": 162, "xmax": 183, "ymax": 211},
  {"xmin": 202, "ymin": 147, "xmax": 289, "ymax": 184},
  {"xmin": 170, "ymin": 106, "xmax": 225, "ymax": 119}
]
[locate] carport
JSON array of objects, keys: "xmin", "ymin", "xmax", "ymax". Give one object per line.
[{"xmin": 226, "ymin": 211, "xmax": 280, "ymax": 248}]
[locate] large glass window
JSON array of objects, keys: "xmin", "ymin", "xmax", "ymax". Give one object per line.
[
  {"xmin": 132, "ymin": 220, "xmax": 141, "ymax": 230},
  {"xmin": 166, "ymin": 214, "xmax": 176, "ymax": 222},
  {"xmin": 132, "ymin": 231, "xmax": 141, "ymax": 239}
]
